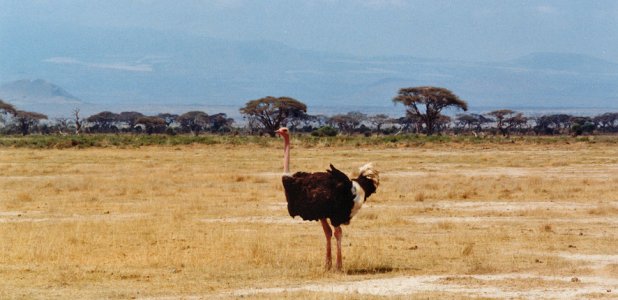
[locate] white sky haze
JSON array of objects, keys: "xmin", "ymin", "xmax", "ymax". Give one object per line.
[{"xmin": 2, "ymin": 0, "xmax": 617, "ymax": 62}]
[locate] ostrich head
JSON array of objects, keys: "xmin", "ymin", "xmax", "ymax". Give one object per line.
[
  {"xmin": 276, "ymin": 127, "xmax": 289, "ymax": 138},
  {"xmin": 355, "ymin": 163, "xmax": 380, "ymax": 198}
]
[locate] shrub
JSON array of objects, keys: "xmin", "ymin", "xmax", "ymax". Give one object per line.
[{"xmin": 311, "ymin": 126, "xmax": 338, "ymax": 137}]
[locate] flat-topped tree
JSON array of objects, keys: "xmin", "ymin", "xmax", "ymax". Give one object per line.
[
  {"xmin": 0, "ymin": 99, "xmax": 17, "ymax": 116},
  {"xmin": 178, "ymin": 111, "xmax": 209, "ymax": 136},
  {"xmin": 0, "ymin": 99, "xmax": 17, "ymax": 125},
  {"xmin": 15, "ymin": 110, "xmax": 47, "ymax": 135},
  {"xmin": 456, "ymin": 113, "xmax": 492, "ymax": 133},
  {"xmin": 393, "ymin": 86, "xmax": 468, "ymax": 135},
  {"xmin": 136, "ymin": 116, "xmax": 166, "ymax": 135},
  {"xmin": 369, "ymin": 114, "xmax": 391, "ymax": 134},
  {"xmin": 207, "ymin": 113, "xmax": 234, "ymax": 133},
  {"xmin": 240, "ymin": 96, "xmax": 307, "ymax": 137},
  {"xmin": 329, "ymin": 111, "xmax": 367, "ymax": 135},
  {"xmin": 118, "ymin": 111, "xmax": 145, "ymax": 129},
  {"xmin": 157, "ymin": 113, "xmax": 179, "ymax": 126},
  {"xmin": 87, "ymin": 111, "xmax": 120, "ymax": 132},
  {"xmin": 486, "ymin": 109, "xmax": 527, "ymax": 137},
  {"xmin": 593, "ymin": 112, "xmax": 618, "ymax": 133}
]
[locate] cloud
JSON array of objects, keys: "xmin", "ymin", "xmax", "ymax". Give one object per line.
[
  {"xmin": 44, "ymin": 57, "xmax": 153, "ymax": 72},
  {"xmin": 44, "ymin": 57, "xmax": 81, "ymax": 64},
  {"xmin": 89, "ymin": 62, "xmax": 153, "ymax": 72}
]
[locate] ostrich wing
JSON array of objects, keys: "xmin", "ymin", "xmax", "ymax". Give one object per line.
[
  {"xmin": 327, "ymin": 164, "xmax": 353, "ymax": 195},
  {"xmin": 282, "ymin": 164, "xmax": 354, "ymax": 225}
]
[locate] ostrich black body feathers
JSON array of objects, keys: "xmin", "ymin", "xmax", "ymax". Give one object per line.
[{"xmin": 282, "ymin": 164, "xmax": 375, "ymax": 227}]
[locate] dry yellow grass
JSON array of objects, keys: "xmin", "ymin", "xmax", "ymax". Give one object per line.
[{"xmin": 1, "ymin": 141, "xmax": 617, "ymax": 299}]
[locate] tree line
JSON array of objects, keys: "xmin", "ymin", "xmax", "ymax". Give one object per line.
[
  {"xmin": 1, "ymin": 86, "xmax": 617, "ymax": 137},
  {"xmin": 0, "ymin": 103, "xmax": 236, "ymax": 136}
]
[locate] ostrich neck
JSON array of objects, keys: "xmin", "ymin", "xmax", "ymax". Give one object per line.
[{"xmin": 283, "ymin": 135, "xmax": 290, "ymax": 174}]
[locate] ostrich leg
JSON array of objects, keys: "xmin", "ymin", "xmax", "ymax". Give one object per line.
[
  {"xmin": 334, "ymin": 226, "xmax": 343, "ymax": 271},
  {"xmin": 320, "ymin": 218, "xmax": 333, "ymax": 270}
]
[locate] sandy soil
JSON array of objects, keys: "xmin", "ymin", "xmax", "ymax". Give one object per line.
[{"xmin": 229, "ymin": 273, "xmax": 617, "ymax": 299}]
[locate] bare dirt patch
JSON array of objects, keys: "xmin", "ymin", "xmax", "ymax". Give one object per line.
[
  {"xmin": 407, "ymin": 215, "xmax": 618, "ymax": 225},
  {"xmin": 372, "ymin": 200, "xmax": 602, "ymax": 212},
  {"xmin": 556, "ymin": 253, "xmax": 618, "ymax": 269},
  {"xmin": 230, "ymin": 273, "xmax": 618, "ymax": 299}
]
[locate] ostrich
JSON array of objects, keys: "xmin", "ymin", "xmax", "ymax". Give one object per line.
[{"xmin": 276, "ymin": 127, "xmax": 379, "ymax": 271}]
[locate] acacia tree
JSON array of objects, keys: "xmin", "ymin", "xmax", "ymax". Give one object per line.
[
  {"xmin": 455, "ymin": 114, "xmax": 477, "ymax": 132},
  {"xmin": 293, "ymin": 114, "xmax": 328, "ymax": 132},
  {"xmin": 53, "ymin": 117, "xmax": 72, "ymax": 135},
  {"xmin": 118, "ymin": 111, "xmax": 145, "ymax": 131},
  {"xmin": 207, "ymin": 113, "xmax": 234, "ymax": 133},
  {"xmin": 239, "ymin": 96, "xmax": 307, "ymax": 136},
  {"xmin": 486, "ymin": 109, "xmax": 513, "ymax": 136},
  {"xmin": 178, "ymin": 111, "xmax": 209, "ymax": 136},
  {"xmin": 570, "ymin": 116, "xmax": 595, "ymax": 136},
  {"xmin": 368, "ymin": 114, "xmax": 391, "ymax": 134},
  {"xmin": 547, "ymin": 114, "xmax": 572, "ymax": 133},
  {"xmin": 87, "ymin": 111, "xmax": 120, "ymax": 132},
  {"xmin": 312, "ymin": 114, "xmax": 330, "ymax": 128},
  {"xmin": 15, "ymin": 110, "xmax": 48, "ymax": 135},
  {"xmin": 507, "ymin": 113, "xmax": 528, "ymax": 134},
  {"xmin": 594, "ymin": 112, "xmax": 618, "ymax": 133},
  {"xmin": 434, "ymin": 114, "xmax": 452, "ymax": 133},
  {"xmin": 0, "ymin": 99, "xmax": 17, "ymax": 115},
  {"xmin": 0, "ymin": 99, "xmax": 17, "ymax": 126},
  {"xmin": 329, "ymin": 111, "xmax": 367, "ymax": 135},
  {"xmin": 456, "ymin": 113, "xmax": 492, "ymax": 134},
  {"xmin": 486, "ymin": 109, "xmax": 527, "ymax": 137},
  {"xmin": 157, "ymin": 113, "xmax": 179, "ymax": 126},
  {"xmin": 287, "ymin": 110, "xmax": 310, "ymax": 132},
  {"xmin": 393, "ymin": 86, "xmax": 468, "ymax": 135},
  {"xmin": 136, "ymin": 116, "xmax": 166, "ymax": 135},
  {"xmin": 534, "ymin": 114, "xmax": 573, "ymax": 135},
  {"xmin": 394, "ymin": 112, "xmax": 423, "ymax": 134}
]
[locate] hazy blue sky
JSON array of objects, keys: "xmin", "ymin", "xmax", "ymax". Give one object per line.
[{"xmin": 2, "ymin": 0, "xmax": 618, "ymax": 62}]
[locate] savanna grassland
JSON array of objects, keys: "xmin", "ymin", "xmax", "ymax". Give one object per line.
[{"xmin": 1, "ymin": 136, "xmax": 617, "ymax": 299}]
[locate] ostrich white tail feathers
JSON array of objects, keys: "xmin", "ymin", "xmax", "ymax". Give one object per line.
[{"xmin": 359, "ymin": 163, "xmax": 379, "ymax": 187}]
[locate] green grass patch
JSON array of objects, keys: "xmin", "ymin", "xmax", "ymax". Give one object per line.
[{"xmin": 0, "ymin": 133, "xmax": 616, "ymax": 149}]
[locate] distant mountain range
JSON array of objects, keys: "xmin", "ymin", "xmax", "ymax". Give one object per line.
[
  {"xmin": 1, "ymin": 25, "xmax": 617, "ymax": 118},
  {"xmin": 0, "ymin": 79, "xmax": 81, "ymax": 104}
]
